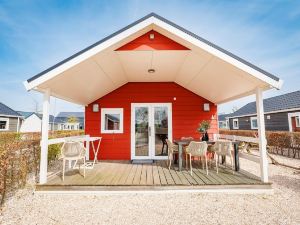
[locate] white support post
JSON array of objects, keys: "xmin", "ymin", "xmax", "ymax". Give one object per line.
[
  {"xmin": 39, "ymin": 89, "xmax": 50, "ymax": 184},
  {"xmin": 256, "ymin": 87, "xmax": 268, "ymax": 183},
  {"xmin": 85, "ymin": 135, "xmax": 90, "ymax": 160}
]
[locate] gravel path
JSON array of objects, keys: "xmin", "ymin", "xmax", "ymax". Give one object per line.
[{"xmin": 0, "ymin": 158, "xmax": 299, "ymax": 225}]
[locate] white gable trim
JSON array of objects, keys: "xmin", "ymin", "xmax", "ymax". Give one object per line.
[
  {"xmin": 25, "ymin": 15, "xmax": 282, "ymax": 92},
  {"xmin": 24, "ymin": 17, "xmax": 154, "ymax": 91},
  {"xmin": 152, "ymin": 17, "xmax": 283, "ymax": 89}
]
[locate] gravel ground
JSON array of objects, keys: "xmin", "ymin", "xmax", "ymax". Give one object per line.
[{"xmin": 0, "ymin": 158, "xmax": 299, "ymax": 225}]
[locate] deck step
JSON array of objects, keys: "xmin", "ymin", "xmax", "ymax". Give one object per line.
[{"xmin": 132, "ymin": 159, "xmax": 154, "ymax": 164}]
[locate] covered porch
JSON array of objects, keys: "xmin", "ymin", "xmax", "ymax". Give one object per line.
[{"xmin": 24, "ymin": 13, "xmax": 283, "ymax": 188}]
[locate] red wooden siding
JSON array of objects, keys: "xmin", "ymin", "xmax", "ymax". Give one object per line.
[
  {"xmin": 85, "ymin": 82, "xmax": 218, "ymax": 160},
  {"xmin": 116, "ymin": 30, "xmax": 189, "ymax": 51}
]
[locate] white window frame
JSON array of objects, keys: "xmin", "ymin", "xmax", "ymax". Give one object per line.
[
  {"xmin": 0, "ymin": 118, "xmax": 9, "ymax": 131},
  {"xmin": 296, "ymin": 116, "xmax": 300, "ymax": 127},
  {"xmin": 232, "ymin": 119, "xmax": 239, "ymax": 129},
  {"xmin": 250, "ymin": 116, "xmax": 258, "ymax": 129},
  {"xmin": 226, "ymin": 119, "xmax": 229, "ymax": 129},
  {"xmin": 101, "ymin": 108, "xmax": 124, "ymax": 133}
]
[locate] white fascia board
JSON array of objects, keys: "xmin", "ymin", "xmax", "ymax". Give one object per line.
[
  {"xmin": 33, "ymin": 87, "xmax": 87, "ymax": 106},
  {"xmin": 152, "ymin": 18, "xmax": 283, "ymax": 90},
  {"xmin": 25, "ymin": 17, "xmax": 154, "ymax": 91},
  {"xmin": 0, "ymin": 114, "xmax": 23, "ymax": 118}
]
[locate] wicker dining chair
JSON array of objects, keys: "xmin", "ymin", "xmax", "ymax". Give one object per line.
[
  {"xmin": 60, "ymin": 141, "xmax": 86, "ymax": 181},
  {"xmin": 166, "ymin": 139, "xmax": 179, "ymax": 170},
  {"xmin": 213, "ymin": 140, "xmax": 234, "ymax": 174},
  {"xmin": 185, "ymin": 141, "xmax": 208, "ymax": 175}
]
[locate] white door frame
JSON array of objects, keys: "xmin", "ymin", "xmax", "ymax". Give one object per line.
[
  {"xmin": 131, "ymin": 103, "xmax": 172, "ymax": 160},
  {"xmin": 288, "ymin": 112, "xmax": 300, "ymax": 132}
]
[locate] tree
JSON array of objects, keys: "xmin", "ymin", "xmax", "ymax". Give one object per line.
[{"xmin": 67, "ymin": 116, "xmax": 78, "ymax": 123}]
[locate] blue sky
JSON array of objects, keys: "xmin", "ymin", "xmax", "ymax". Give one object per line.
[{"xmin": 0, "ymin": 0, "xmax": 299, "ymax": 115}]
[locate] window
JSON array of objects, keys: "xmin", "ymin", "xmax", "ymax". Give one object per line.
[
  {"xmin": 0, "ymin": 118, "xmax": 9, "ymax": 131},
  {"xmin": 232, "ymin": 119, "xmax": 239, "ymax": 129},
  {"xmin": 101, "ymin": 108, "xmax": 123, "ymax": 133},
  {"xmin": 250, "ymin": 117, "xmax": 258, "ymax": 129},
  {"xmin": 296, "ymin": 116, "xmax": 300, "ymax": 127}
]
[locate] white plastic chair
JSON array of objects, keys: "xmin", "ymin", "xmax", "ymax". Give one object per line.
[
  {"xmin": 166, "ymin": 139, "xmax": 179, "ymax": 170},
  {"xmin": 60, "ymin": 141, "xmax": 86, "ymax": 181},
  {"xmin": 185, "ymin": 141, "xmax": 208, "ymax": 175},
  {"xmin": 214, "ymin": 140, "xmax": 234, "ymax": 174}
]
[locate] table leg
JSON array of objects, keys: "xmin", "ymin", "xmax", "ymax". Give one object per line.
[
  {"xmin": 178, "ymin": 144, "xmax": 182, "ymax": 171},
  {"xmin": 234, "ymin": 143, "xmax": 239, "ymax": 171}
]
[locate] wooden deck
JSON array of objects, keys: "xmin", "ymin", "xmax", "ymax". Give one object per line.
[{"xmin": 36, "ymin": 160, "xmax": 270, "ymax": 192}]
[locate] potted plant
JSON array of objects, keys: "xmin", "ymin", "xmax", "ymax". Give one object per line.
[{"xmin": 197, "ymin": 120, "xmax": 211, "ymax": 141}]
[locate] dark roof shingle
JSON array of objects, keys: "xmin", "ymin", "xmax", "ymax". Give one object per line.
[
  {"xmin": 0, "ymin": 102, "xmax": 22, "ymax": 117},
  {"xmin": 231, "ymin": 90, "xmax": 300, "ymax": 117}
]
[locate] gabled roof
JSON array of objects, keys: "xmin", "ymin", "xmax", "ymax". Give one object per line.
[
  {"xmin": 17, "ymin": 111, "xmax": 56, "ymax": 122},
  {"xmin": 0, "ymin": 102, "xmax": 22, "ymax": 117},
  {"xmin": 26, "ymin": 13, "xmax": 279, "ymax": 84},
  {"xmin": 55, "ymin": 112, "xmax": 84, "ymax": 124},
  {"xmin": 230, "ymin": 90, "xmax": 300, "ymax": 117},
  {"xmin": 218, "ymin": 113, "xmax": 233, "ymax": 121},
  {"xmin": 56, "ymin": 112, "xmax": 84, "ymax": 118},
  {"xmin": 24, "ymin": 13, "xmax": 283, "ymax": 105}
]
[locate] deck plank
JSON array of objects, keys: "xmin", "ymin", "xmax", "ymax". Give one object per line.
[
  {"xmin": 125, "ymin": 164, "xmax": 138, "ymax": 185},
  {"xmin": 193, "ymin": 168, "xmax": 214, "ymax": 184},
  {"xmin": 169, "ymin": 168, "xmax": 183, "ymax": 185},
  {"xmin": 156, "ymin": 162, "xmax": 168, "ymax": 185},
  {"xmin": 146, "ymin": 164, "xmax": 154, "ymax": 185},
  {"xmin": 111, "ymin": 163, "xmax": 128, "ymax": 185},
  {"xmin": 160, "ymin": 162, "xmax": 175, "ymax": 185},
  {"xmin": 152, "ymin": 163, "xmax": 161, "ymax": 185},
  {"xmin": 181, "ymin": 170, "xmax": 198, "ymax": 185},
  {"xmin": 140, "ymin": 165, "xmax": 147, "ymax": 185},
  {"xmin": 132, "ymin": 164, "xmax": 142, "ymax": 185},
  {"xmin": 117, "ymin": 163, "xmax": 133, "ymax": 185},
  {"xmin": 176, "ymin": 170, "xmax": 191, "ymax": 185}
]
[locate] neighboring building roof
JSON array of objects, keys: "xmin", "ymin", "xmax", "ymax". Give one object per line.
[
  {"xmin": 55, "ymin": 112, "xmax": 84, "ymax": 123},
  {"xmin": 56, "ymin": 112, "xmax": 84, "ymax": 118},
  {"xmin": 230, "ymin": 90, "xmax": 300, "ymax": 117},
  {"xmin": 0, "ymin": 102, "xmax": 22, "ymax": 117},
  {"xmin": 17, "ymin": 111, "xmax": 55, "ymax": 122},
  {"xmin": 26, "ymin": 13, "xmax": 279, "ymax": 84},
  {"xmin": 218, "ymin": 113, "xmax": 233, "ymax": 121}
]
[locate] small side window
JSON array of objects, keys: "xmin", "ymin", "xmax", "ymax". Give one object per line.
[
  {"xmin": 0, "ymin": 118, "xmax": 9, "ymax": 131},
  {"xmin": 101, "ymin": 108, "xmax": 124, "ymax": 133},
  {"xmin": 296, "ymin": 116, "xmax": 300, "ymax": 127},
  {"xmin": 232, "ymin": 119, "xmax": 239, "ymax": 129},
  {"xmin": 250, "ymin": 117, "xmax": 258, "ymax": 129}
]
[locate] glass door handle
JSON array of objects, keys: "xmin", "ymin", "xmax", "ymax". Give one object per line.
[{"xmin": 148, "ymin": 126, "xmax": 151, "ymax": 136}]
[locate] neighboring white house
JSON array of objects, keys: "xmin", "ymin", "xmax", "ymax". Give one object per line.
[{"xmin": 18, "ymin": 112, "xmax": 56, "ymax": 132}]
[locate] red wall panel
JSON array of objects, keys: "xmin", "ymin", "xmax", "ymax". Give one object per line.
[
  {"xmin": 85, "ymin": 82, "xmax": 218, "ymax": 160},
  {"xmin": 116, "ymin": 30, "xmax": 189, "ymax": 51}
]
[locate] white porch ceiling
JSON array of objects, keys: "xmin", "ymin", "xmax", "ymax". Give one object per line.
[{"xmin": 28, "ymin": 16, "xmax": 282, "ymax": 106}]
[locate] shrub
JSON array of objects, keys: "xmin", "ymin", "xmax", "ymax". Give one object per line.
[
  {"xmin": 0, "ymin": 130, "xmax": 85, "ymax": 205},
  {"xmin": 220, "ymin": 129, "xmax": 300, "ymax": 158}
]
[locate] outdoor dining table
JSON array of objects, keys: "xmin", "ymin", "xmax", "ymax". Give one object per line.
[{"xmin": 173, "ymin": 139, "xmax": 240, "ymax": 172}]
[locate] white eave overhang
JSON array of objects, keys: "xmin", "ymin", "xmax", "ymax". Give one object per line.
[{"xmin": 24, "ymin": 13, "xmax": 283, "ymax": 106}]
